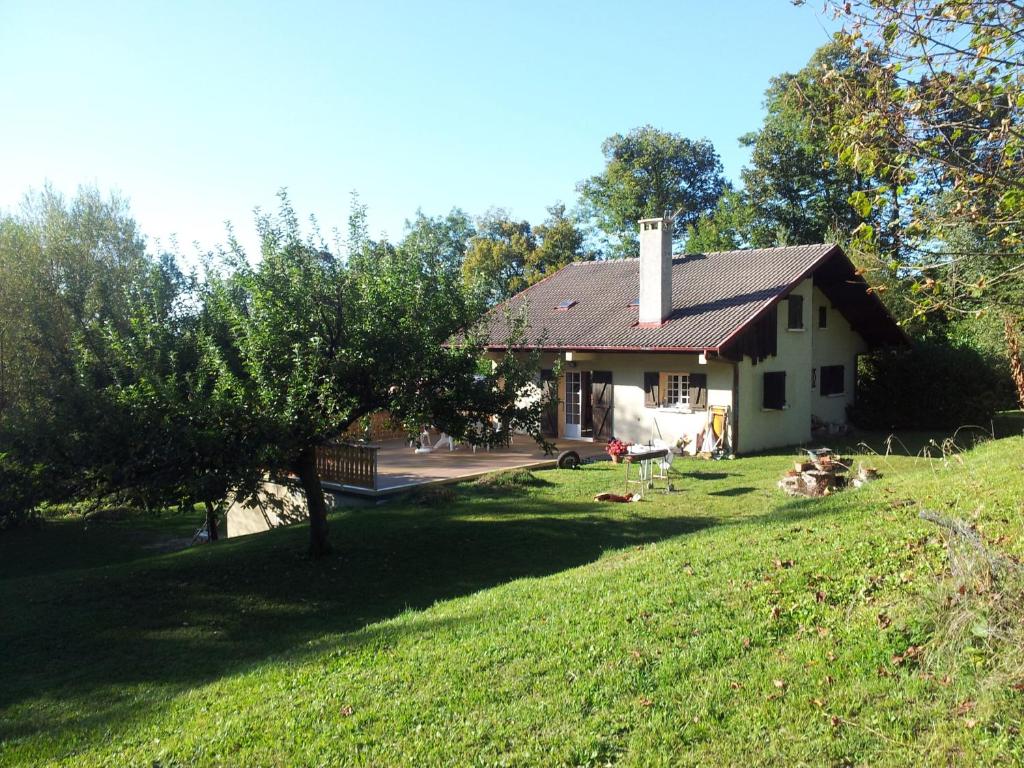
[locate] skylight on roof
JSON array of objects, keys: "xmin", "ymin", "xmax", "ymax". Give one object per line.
[
  {"xmin": 628, "ymin": 298, "xmax": 639, "ymax": 307},
  {"xmin": 555, "ymin": 300, "xmax": 577, "ymax": 311}
]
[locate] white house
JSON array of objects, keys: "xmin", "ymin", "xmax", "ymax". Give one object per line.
[{"xmin": 479, "ymin": 217, "xmax": 905, "ymax": 454}]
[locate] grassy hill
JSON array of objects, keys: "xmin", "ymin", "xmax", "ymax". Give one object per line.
[{"xmin": 1, "ymin": 437, "xmax": 1022, "ymax": 766}]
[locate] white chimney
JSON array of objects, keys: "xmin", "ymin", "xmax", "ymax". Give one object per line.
[{"xmin": 638, "ymin": 216, "xmax": 673, "ymax": 325}]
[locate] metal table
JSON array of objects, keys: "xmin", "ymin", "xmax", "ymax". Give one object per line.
[{"xmin": 622, "ymin": 448, "xmax": 675, "ymax": 498}]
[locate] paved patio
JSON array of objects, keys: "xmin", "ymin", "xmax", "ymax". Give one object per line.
[{"xmin": 323, "ymin": 437, "xmax": 609, "ymax": 497}]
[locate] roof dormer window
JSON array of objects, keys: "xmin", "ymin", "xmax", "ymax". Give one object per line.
[{"xmin": 555, "ymin": 300, "xmax": 577, "ymax": 311}]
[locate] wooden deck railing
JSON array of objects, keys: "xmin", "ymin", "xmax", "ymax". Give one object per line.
[{"xmin": 316, "ymin": 441, "xmax": 378, "ymax": 490}]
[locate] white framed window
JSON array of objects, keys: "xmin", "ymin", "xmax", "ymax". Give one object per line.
[{"xmin": 665, "ymin": 373, "xmax": 690, "ymax": 408}]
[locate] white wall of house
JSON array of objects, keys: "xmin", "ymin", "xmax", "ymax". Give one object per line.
[
  {"xmin": 522, "ymin": 351, "xmax": 734, "ymax": 453},
  {"xmin": 736, "ymin": 279, "xmax": 869, "ymax": 453},
  {"xmin": 737, "ymin": 278, "xmax": 814, "ymax": 453},
  {"xmin": 810, "ymin": 285, "xmax": 867, "ymax": 425}
]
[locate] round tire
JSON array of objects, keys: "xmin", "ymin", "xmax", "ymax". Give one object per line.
[{"xmin": 556, "ymin": 450, "xmax": 581, "ymax": 469}]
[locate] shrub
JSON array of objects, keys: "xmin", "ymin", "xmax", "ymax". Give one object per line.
[{"xmin": 850, "ymin": 342, "xmax": 1016, "ymax": 430}]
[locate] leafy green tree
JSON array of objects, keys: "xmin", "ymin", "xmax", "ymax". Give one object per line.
[
  {"xmin": 577, "ymin": 126, "xmax": 726, "ymax": 258},
  {"xmin": 205, "ymin": 194, "xmax": 548, "ymax": 556},
  {"xmin": 401, "ymin": 208, "xmax": 475, "ymax": 280},
  {"xmin": 461, "ymin": 210, "xmax": 536, "ymax": 306},
  {"xmin": 807, "ymin": 0, "xmax": 1024, "ymax": 403},
  {"xmin": 684, "ymin": 188, "xmax": 755, "ymax": 253},
  {"xmin": 91, "ymin": 257, "xmax": 265, "ymax": 540},
  {"xmin": 739, "ymin": 43, "xmax": 873, "ymax": 248},
  {"xmin": 526, "ymin": 204, "xmax": 592, "ymax": 284},
  {"xmin": 0, "ymin": 187, "xmax": 158, "ymax": 516}
]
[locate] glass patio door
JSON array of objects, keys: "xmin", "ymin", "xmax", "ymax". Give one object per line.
[{"xmin": 564, "ymin": 371, "xmax": 581, "ymax": 438}]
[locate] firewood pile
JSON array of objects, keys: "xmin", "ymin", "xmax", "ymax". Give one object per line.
[{"xmin": 777, "ymin": 449, "xmax": 880, "ymax": 498}]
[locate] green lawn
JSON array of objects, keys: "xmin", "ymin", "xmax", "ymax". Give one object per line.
[{"xmin": 1, "ymin": 437, "xmax": 1022, "ymax": 766}]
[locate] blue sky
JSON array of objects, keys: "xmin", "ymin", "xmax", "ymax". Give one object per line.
[{"xmin": 1, "ymin": 1, "xmax": 836, "ymax": 257}]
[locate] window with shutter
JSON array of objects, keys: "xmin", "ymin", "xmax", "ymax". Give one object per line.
[
  {"xmin": 787, "ymin": 295, "xmax": 804, "ymax": 330},
  {"xmin": 643, "ymin": 371, "xmax": 660, "ymax": 407},
  {"xmin": 665, "ymin": 373, "xmax": 689, "ymax": 407},
  {"xmin": 820, "ymin": 365, "xmax": 845, "ymax": 396},
  {"xmin": 763, "ymin": 371, "xmax": 786, "ymax": 409}
]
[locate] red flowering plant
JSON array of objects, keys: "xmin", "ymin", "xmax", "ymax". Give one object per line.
[{"xmin": 605, "ymin": 438, "xmax": 631, "ymax": 460}]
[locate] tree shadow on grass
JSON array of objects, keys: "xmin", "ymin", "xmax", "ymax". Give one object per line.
[
  {"xmin": 680, "ymin": 471, "xmax": 738, "ymax": 481},
  {"xmin": 708, "ymin": 486, "xmax": 756, "ymax": 497},
  {"xmin": 0, "ymin": 495, "xmax": 714, "ymax": 745}
]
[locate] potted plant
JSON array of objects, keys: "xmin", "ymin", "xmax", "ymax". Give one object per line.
[{"xmin": 605, "ymin": 438, "xmax": 631, "ymax": 463}]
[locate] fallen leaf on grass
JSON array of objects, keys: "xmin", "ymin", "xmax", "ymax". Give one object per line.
[
  {"xmin": 340, "ymin": 705, "xmax": 354, "ymax": 717},
  {"xmin": 773, "ymin": 679, "xmax": 787, "ymax": 690},
  {"xmin": 741, "ymin": 637, "xmax": 751, "ymax": 649},
  {"xmin": 954, "ymin": 700, "xmax": 976, "ymax": 717},
  {"xmin": 877, "ymin": 613, "xmax": 892, "ymax": 629},
  {"xmin": 892, "ymin": 645, "xmax": 922, "ymax": 666},
  {"xmin": 770, "ymin": 605, "xmax": 781, "ymax": 620},
  {"xmin": 638, "ymin": 696, "xmax": 653, "ymax": 708},
  {"xmin": 815, "ymin": 590, "xmax": 827, "ymax": 603},
  {"xmin": 730, "ymin": 681, "xmax": 743, "ymax": 690},
  {"xmin": 773, "ymin": 559, "xmax": 795, "ymax": 569}
]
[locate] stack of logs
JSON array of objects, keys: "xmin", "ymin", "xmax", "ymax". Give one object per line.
[{"xmin": 777, "ymin": 451, "xmax": 880, "ymax": 497}]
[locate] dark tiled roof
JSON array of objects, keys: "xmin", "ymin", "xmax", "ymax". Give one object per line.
[{"xmin": 479, "ymin": 243, "xmax": 849, "ymax": 351}]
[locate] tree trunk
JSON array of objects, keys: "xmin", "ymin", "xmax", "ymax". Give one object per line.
[
  {"xmin": 203, "ymin": 499, "xmax": 220, "ymax": 542},
  {"xmin": 1005, "ymin": 313, "xmax": 1024, "ymax": 409},
  {"xmin": 295, "ymin": 445, "xmax": 331, "ymax": 558}
]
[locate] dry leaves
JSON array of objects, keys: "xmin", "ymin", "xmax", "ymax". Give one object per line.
[{"xmin": 892, "ymin": 645, "xmax": 922, "ymax": 666}]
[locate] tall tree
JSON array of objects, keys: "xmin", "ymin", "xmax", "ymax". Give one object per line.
[
  {"xmin": 684, "ymin": 188, "xmax": 755, "ymax": 253},
  {"xmin": 206, "ymin": 194, "xmax": 547, "ymax": 556},
  {"xmin": 400, "ymin": 208, "xmax": 475, "ymax": 280},
  {"xmin": 577, "ymin": 126, "xmax": 726, "ymax": 258},
  {"xmin": 0, "ymin": 187, "xmax": 157, "ymax": 511},
  {"xmin": 461, "ymin": 210, "xmax": 535, "ymax": 306},
  {"xmin": 526, "ymin": 204, "xmax": 592, "ymax": 284},
  {"xmin": 739, "ymin": 43, "xmax": 874, "ymax": 248},
  {"xmin": 808, "ymin": 0, "xmax": 1024, "ymax": 402}
]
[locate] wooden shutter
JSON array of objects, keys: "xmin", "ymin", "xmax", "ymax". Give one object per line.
[
  {"xmin": 539, "ymin": 369, "xmax": 558, "ymax": 437},
  {"xmin": 591, "ymin": 371, "xmax": 613, "ymax": 440},
  {"xmin": 763, "ymin": 371, "xmax": 786, "ymax": 410},
  {"xmin": 820, "ymin": 365, "xmax": 844, "ymax": 396},
  {"xmin": 643, "ymin": 371, "xmax": 660, "ymax": 407},
  {"xmin": 787, "ymin": 295, "xmax": 804, "ymax": 330},
  {"xmin": 688, "ymin": 373, "xmax": 708, "ymax": 409}
]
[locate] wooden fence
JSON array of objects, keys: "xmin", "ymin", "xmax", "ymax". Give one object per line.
[{"xmin": 316, "ymin": 442, "xmax": 378, "ymax": 490}]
